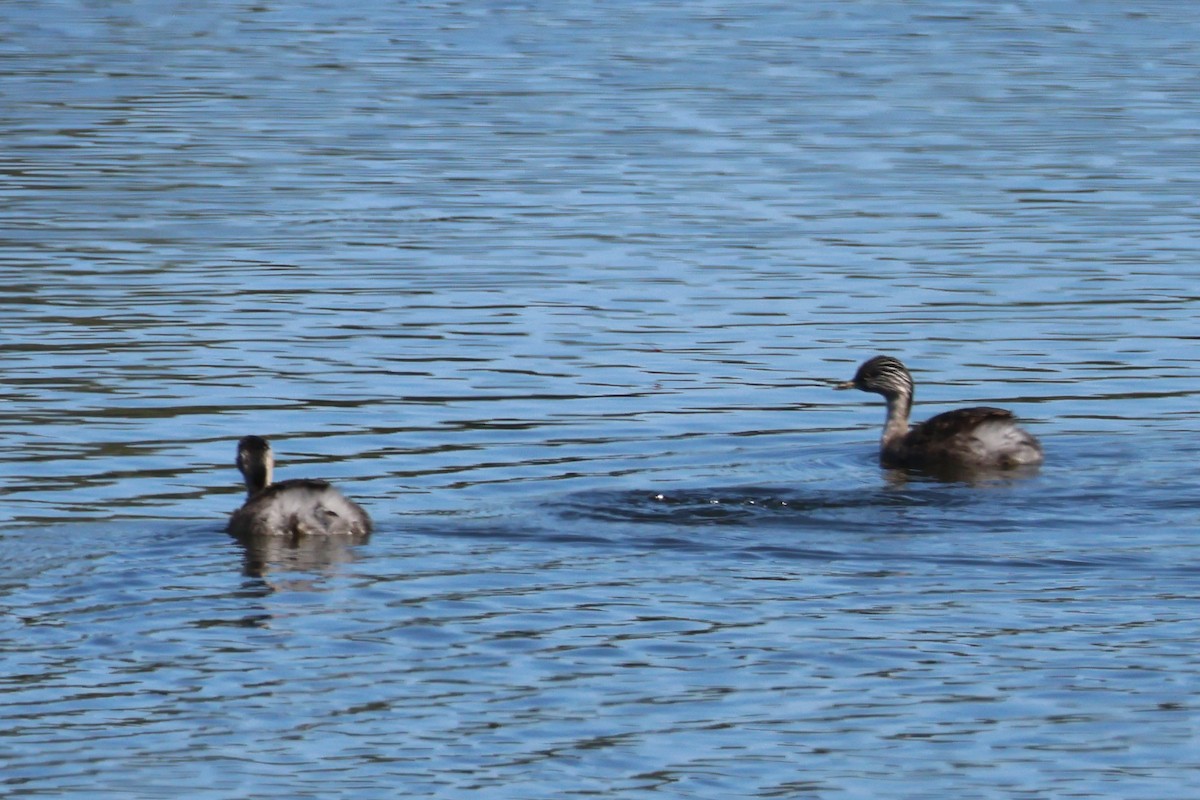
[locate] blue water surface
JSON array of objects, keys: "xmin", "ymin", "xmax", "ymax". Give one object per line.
[{"xmin": 1, "ymin": 1, "xmax": 1199, "ymax": 798}]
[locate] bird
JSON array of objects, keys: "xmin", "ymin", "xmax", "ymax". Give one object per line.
[
  {"xmin": 227, "ymin": 435, "xmax": 373, "ymax": 538},
  {"xmin": 837, "ymin": 355, "xmax": 1043, "ymax": 471}
]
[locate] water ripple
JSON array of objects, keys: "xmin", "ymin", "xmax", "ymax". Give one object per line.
[{"xmin": 3, "ymin": 0, "xmax": 1200, "ymax": 797}]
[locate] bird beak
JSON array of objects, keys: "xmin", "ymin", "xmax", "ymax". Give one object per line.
[{"xmin": 835, "ymin": 380, "xmax": 855, "ymax": 390}]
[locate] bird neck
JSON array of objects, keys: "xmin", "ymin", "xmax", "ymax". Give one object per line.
[
  {"xmin": 243, "ymin": 460, "xmax": 273, "ymax": 496},
  {"xmin": 881, "ymin": 390, "xmax": 913, "ymax": 448}
]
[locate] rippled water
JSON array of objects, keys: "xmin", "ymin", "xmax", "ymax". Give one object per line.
[{"xmin": 3, "ymin": 1, "xmax": 1200, "ymax": 797}]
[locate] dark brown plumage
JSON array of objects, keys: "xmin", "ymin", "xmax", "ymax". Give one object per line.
[{"xmin": 838, "ymin": 355, "xmax": 1044, "ymax": 471}]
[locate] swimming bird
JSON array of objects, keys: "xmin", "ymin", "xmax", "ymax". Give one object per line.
[
  {"xmin": 837, "ymin": 355, "xmax": 1043, "ymax": 471},
  {"xmin": 228, "ymin": 435, "xmax": 372, "ymax": 538}
]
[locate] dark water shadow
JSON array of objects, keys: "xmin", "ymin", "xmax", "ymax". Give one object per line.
[
  {"xmin": 880, "ymin": 462, "xmax": 1044, "ymax": 486},
  {"xmin": 533, "ymin": 472, "xmax": 1158, "ymax": 573},
  {"xmin": 553, "ymin": 483, "xmax": 991, "ymax": 531},
  {"xmin": 232, "ymin": 529, "xmax": 371, "ymax": 578}
]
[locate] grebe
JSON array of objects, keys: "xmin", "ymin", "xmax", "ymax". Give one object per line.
[
  {"xmin": 227, "ymin": 435, "xmax": 372, "ymax": 537},
  {"xmin": 837, "ymin": 355, "xmax": 1043, "ymax": 471}
]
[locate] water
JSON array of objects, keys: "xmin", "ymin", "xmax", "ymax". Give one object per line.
[{"xmin": 2, "ymin": 1, "xmax": 1199, "ymax": 797}]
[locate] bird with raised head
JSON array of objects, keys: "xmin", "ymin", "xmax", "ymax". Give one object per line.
[{"xmin": 227, "ymin": 435, "xmax": 372, "ymax": 538}]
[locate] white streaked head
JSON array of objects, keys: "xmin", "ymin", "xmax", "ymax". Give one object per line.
[{"xmin": 838, "ymin": 355, "xmax": 914, "ymax": 399}]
